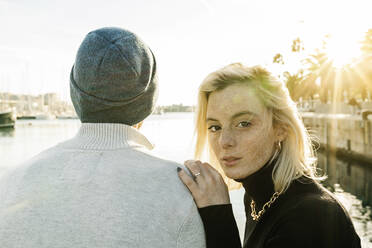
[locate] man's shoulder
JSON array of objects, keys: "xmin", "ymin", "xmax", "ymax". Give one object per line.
[
  {"xmin": 2, "ymin": 143, "xmax": 62, "ymax": 173},
  {"xmin": 131, "ymin": 148, "xmax": 182, "ymax": 165},
  {"xmin": 128, "ymin": 149, "xmax": 192, "ymax": 190}
]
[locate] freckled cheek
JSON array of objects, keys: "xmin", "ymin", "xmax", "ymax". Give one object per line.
[
  {"xmin": 208, "ymin": 135, "xmax": 221, "ymax": 156},
  {"xmin": 237, "ymin": 133, "xmax": 264, "ymax": 156},
  {"xmin": 247, "ymin": 136, "xmax": 275, "ymax": 161},
  {"xmin": 236, "ymin": 132, "xmax": 255, "ymax": 146}
]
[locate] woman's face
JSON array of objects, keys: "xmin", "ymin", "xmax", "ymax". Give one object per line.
[{"xmin": 206, "ymin": 84, "xmax": 280, "ymax": 180}]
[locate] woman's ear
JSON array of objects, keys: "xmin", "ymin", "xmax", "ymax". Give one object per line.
[{"xmin": 275, "ymin": 124, "xmax": 288, "ymax": 142}]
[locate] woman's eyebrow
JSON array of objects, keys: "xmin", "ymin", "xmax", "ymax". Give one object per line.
[
  {"xmin": 231, "ymin": 111, "xmax": 256, "ymax": 120},
  {"xmin": 206, "ymin": 117, "xmax": 218, "ymax": 122},
  {"xmin": 206, "ymin": 111, "xmax": 256, "ymax": 122}
]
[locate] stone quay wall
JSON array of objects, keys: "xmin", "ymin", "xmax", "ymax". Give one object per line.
[{"xmin": 301, "ymin": 112, "xmax": 372, "ymax": 164}]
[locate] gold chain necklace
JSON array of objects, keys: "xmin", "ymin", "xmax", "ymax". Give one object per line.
[{"xmin": 250, "ymin": 191, "xmax": 281, "ymax": 221}]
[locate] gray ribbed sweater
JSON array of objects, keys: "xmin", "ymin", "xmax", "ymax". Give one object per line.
[{"xmin": 0, "ymin": 123, "xmax": 206, "ymax": 248}]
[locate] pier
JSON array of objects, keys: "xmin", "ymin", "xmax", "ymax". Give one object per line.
[{"xmin": 301, "ymin": 111, "xmax": 372, "ymax": 165}]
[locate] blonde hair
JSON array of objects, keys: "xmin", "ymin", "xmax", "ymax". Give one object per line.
[{"xmin": 194, "ymin": 63, "xmax": 323, "ymax": 192}]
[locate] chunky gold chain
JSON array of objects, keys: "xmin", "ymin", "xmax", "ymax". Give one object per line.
[{"xmin": 250, "ymin": 191, "xmax": 281, "ymax": 221}]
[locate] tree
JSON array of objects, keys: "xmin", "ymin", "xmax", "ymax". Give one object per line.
[
  {"xmin": 343, "ymin": 29, "xmax": 372, "ymax": 101},
  {"xmin": 291, "ymin": 38, "xmax": 304, "ymax": 53},
  {"xmin": 302, "ymin": 49, "xmax": 334, "ymax": 103},
  {"xmin": 283, "ymin": 71, "xmax": 303, "ymax": 101},
  {"xmin": 273, "ymin": 53, "xmax": 284, "ymax": 65},
  {"xmin": 272, "ymin": 38, "xmax": 320, "ymax": 101}
]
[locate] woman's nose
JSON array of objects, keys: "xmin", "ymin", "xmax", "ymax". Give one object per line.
[{"xmin": 219, "ymin": 129, "xmax": 236, "ymax": 149}]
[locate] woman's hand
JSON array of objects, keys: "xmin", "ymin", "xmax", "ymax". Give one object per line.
[{"xmin": 177, "ymin": 160, "xmax": 230, "ymax": 208}]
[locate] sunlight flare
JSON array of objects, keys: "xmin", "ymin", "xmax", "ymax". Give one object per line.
[{"xmin": 325, "ymin": 33, "xmax": 362, "ymax": 69}]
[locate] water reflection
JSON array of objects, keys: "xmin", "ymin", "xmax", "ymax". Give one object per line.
[
  {"xmin": 318, "ymin": 150, "xmax": 372, "ymax": 208},
  {"xmin": 0, "ymin": 128, "xmax": 15, "ymax": 137},
  {"xmin": 318, "ymin": 150, "xmax": 372, "ymax": 246}
]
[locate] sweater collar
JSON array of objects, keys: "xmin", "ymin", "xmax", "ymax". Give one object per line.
[
  {"xmin": 64, "ymin": 123, "xmax": 154, "ymax": 150},
  {"xmin": 235, "ymin": 158, "xmax": 276, "ymax": 209}
]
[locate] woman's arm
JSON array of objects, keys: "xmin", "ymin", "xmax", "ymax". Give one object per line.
[
  {"xmin": 177, "ymin": 160, "xmax": 241, "ymax": 248},
  {"xmin": 198, "ymin": 204, "xmax": 241, "ymax": 248}
]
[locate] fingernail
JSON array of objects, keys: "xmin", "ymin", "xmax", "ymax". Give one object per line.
[{"xmin": 177, "ymin": 167, "xmax": 182, "ymax": 172}]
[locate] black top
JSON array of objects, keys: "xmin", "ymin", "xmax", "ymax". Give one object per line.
[{"xmin": 198, "ymin": 160, "xmax": 361, "ymax": 248}]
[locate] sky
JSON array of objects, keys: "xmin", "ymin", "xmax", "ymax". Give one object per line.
[{"xmin": 1, "ymin": 0, "xmax": 372, "ymax": 105}]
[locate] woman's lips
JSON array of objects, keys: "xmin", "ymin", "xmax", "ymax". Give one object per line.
[{"xmin": 222, "ymin": 156, "xmax": 242, "ymax": 167}]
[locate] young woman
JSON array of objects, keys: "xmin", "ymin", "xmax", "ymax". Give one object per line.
[{"xmin": 178, "ymin": 63, "xmax": 361, "ymax": 248}]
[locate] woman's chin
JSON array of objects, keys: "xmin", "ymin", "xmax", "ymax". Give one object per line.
[
  {"xmin": 223, "ymin": 167, "xmax": 255, "ymax": 180},
  {"xmin": 224, "ymin": 170, "xmax": 246, "ymax": 180}
]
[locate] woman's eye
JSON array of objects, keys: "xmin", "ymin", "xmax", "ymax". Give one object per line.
[
  {"xmin": 208, "ymin": 125, "xmax": 221, "ymax": 132},
  {"xmin": 237, "ymin": 121, "xmax": 251, "ymax": 128}
]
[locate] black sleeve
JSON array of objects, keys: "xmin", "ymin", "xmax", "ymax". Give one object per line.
[{"xmin": 198, "ymin": 204, "xmax": 242, "ymax": 248}]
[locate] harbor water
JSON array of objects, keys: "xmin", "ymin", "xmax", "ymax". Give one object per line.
[{"xmin": 0, "ymin": 112, "xmax": 371, "ymax": 247}]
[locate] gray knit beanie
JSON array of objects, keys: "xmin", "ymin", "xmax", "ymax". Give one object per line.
[{"xmin": 70, "ymin": 27, "xmax": 158, "ymax": 125}]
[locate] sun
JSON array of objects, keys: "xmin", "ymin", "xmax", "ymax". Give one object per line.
[{"xmin": 325, "ymin": 33, "xmax": 362, "ymax": 69}]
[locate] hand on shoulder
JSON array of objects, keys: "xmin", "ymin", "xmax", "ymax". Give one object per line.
[{"xmin": 177, "ymin": 160, "xmax": 230, "ymax": 208}]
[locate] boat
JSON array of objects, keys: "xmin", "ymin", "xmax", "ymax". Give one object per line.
[
  {"xmin": 35, "ymin": 114, "xmax": 56, "ymax": 120},
  {"xmin": 56, "ymin": 115, "xmax": 78, "ymax": 120},
  {"xmin": 0, "ymin": 111, "xmax": 16, "ymax": 128},
  {"xmin": 152, "ymin": 108, "xmax": 164, "ymax": 115},
  {"xmin": 17, "ymin": 116, "xmax": 36, "ymax": 120}
]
